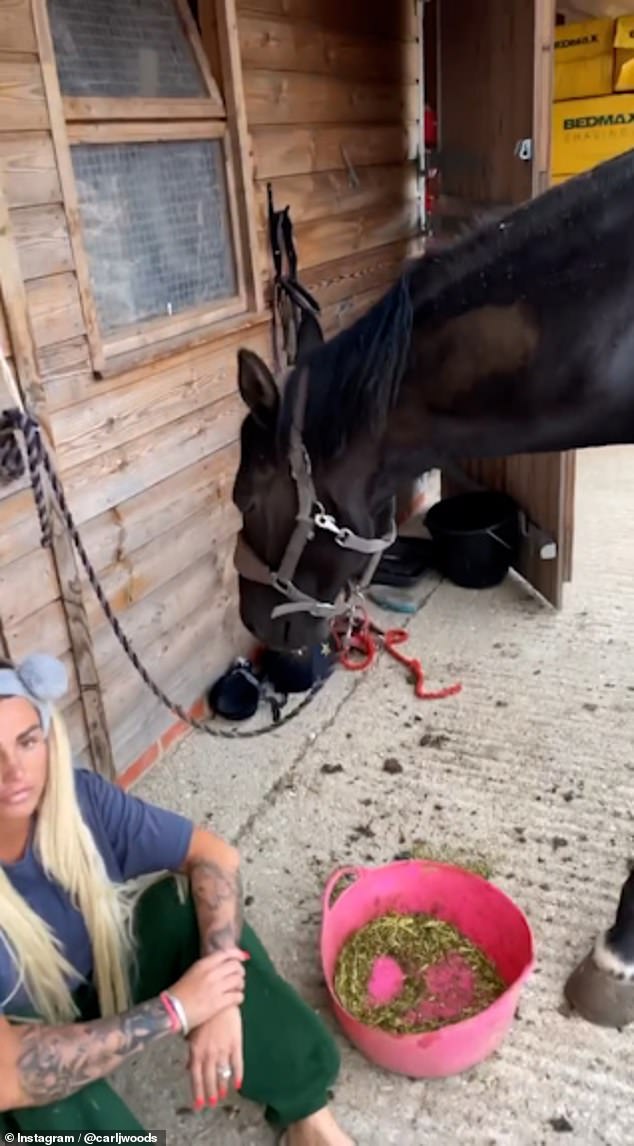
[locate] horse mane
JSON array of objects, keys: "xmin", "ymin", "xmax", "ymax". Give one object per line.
[
  {"xmin": 279, "ymin": 146, "xmax": 634, "ymax": 462},
  {"xmin": 279, "ymin": 274, "xmax": 414, "ymax": 462},
  {"xmin": 411, "ymin": 146, "xmax": 634, "ymax": 316}
]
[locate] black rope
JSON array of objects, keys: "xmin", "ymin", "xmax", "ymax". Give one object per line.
[
  {"xmin": 0, "ymin": 420, "xmax": 26, "ymax": 485},
  {"xmin": 0, "ymin": 408, "xmax": 326, "ymax": 739}
]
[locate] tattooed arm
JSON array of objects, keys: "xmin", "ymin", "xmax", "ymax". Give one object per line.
[
  {"xmin": 0, "ymin": 1000, "xmax": 174, "ymax": 1110},
  {"xmin": 0, "ymin": 944, "xmax": 247, "ymax": 1111},
  {"xmin": 183, "ymin": 827, "xmax": 243, "ymax": 954}
]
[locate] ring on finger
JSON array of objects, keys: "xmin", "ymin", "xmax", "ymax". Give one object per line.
[{"xmin": 217, "ymin": 1065, "xmax": 232, "ymax": 1080}]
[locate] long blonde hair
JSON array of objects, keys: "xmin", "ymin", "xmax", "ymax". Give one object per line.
[{"xmin": 0, "ymin": 706, "xmax": 144, "ymax": 1023}]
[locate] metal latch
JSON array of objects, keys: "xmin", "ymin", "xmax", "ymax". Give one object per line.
[
  {"xmin": 540, "ymin": 541, "xmax": 557, "ymax": 561},
  {"xmin": 515, "ymin": 138, "xmax": 532, "ymax": 162},
  {"xmin": 518, "ymin": 511, "xmax": 557, "ymax": 560}
]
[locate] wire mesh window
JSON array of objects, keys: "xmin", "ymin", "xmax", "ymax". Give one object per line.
[
  {"xmin": 47, "ymin": 0, "xmax": 206, "ymax": 99},
  {"xmin": 70, "ymin": 139, "xmax": 237, "ymax": 334}
]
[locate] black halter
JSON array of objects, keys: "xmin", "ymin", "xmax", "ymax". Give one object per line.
[{"xmin": 234, "ymin": 371, "xmax": 396, "ymax": 621}]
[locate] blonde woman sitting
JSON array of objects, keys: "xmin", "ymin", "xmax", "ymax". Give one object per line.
[{"xmin": 0, "ymin": 654, "xmax": 354, "ymax": 1146}]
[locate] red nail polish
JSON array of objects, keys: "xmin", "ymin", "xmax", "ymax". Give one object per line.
[
  {"xmin": 209, "ymin": 1096, "xmax": 217, "ymax": 1107},
  {"xmin": 220, "ymin": 1087, "xmax": 227, "ymax": 1100},
  {"xmin": 194, "ymin": 1098, "xmax": 204, "ymax": 1111},
  {"xmin": 235, "ymin": 1079, "xmax": 242, "ymax": 1091}
]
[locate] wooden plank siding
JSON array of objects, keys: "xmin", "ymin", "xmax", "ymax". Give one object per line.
[
  {"xmin": 0, "ymin": 0, "xmax": 422, "ymax": 778},
  {"xmin": 235, "ymin": 0, "xmax": 418, "ymax": 41},
  {"xmin": 0, "ymin": 0, "xmax": 98, "ymax": 766},
  {"xmin": 0, "ymin": 0, "xmax": 37, "ymax": 53},
  {"xmin": 0, "ymin": 0, "xmax": 263, "ymax": 774},
  {"xmin": 236, "ymin": 0, "xmax": 423, "ymax": 315},
  {"xmin": 0, "ymin": 61, "xmax": 48, "ymax": 130}
]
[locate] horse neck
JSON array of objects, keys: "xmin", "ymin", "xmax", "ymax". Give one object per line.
[
  {"xmin": 367, "ymin": 159, "xmax": 634, "ymax": 493},
  {"xmin": 372, "ymin": 358, "xmax": 634, "ymax": 511}
]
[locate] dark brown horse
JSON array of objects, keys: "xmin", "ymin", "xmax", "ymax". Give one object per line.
[{"xmin": 232, "ymin": 145, "xmax": 634, "ymax": 1029}]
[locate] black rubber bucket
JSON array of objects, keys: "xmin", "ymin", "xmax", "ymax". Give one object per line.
[{"xmin": 424, "ymin": 491, "xmax": 520, "ymax": 589}]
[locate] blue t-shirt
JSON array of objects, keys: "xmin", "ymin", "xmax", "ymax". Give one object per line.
[{"xmin": 0, "ymin": 768, "xmax": 194, "ymax": 1013}]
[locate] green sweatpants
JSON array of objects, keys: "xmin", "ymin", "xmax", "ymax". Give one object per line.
[{"xmin": 0, "ymin": 875, "xmax": 340, "ymax": 1134}]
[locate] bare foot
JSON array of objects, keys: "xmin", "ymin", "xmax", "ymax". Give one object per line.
[{"xmin": 285, "ymin": 1106, "xmax": 355, "ymax": 1146}]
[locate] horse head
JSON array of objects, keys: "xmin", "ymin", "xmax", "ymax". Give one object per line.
[
  {"xmin": 232, "ymin": 306, "xmax": 403, "ymax": 650},
  {"xmin": 233, "ymin": 148, "xmax": 634, "ymax": 651}
]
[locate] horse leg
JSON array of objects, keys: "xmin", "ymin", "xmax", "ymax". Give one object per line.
[{"xmin": 564, "ymin": 866, "xmax": 634, "ymax": 1027}]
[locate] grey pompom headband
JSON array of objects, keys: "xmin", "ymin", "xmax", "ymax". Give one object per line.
[{"xmin": 0, "ymin": 654, "xmax": 68, "ymax": 736}]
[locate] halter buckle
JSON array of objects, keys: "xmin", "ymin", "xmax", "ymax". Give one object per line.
[
  {"xmin": 314, "ymin": 510, "xmax": 343, "ymax": 537},
  {"xmin": 271, "ymin": 572, "xmax": 293, "ymax": 595}
]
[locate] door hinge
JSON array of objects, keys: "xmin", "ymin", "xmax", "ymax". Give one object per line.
[{"xmin": 515, "ymin": 138, "xmax": 533, "ymax": 162}]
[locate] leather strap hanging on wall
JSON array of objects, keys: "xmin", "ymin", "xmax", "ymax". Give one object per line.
[{"xmin": 267, "ymin": 181, "xmax": 323, "ymax": 372}]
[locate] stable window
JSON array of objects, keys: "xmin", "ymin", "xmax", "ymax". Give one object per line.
[{"xmin": 36, "ymin": 0, "xmax": 247, "ymax": 370}]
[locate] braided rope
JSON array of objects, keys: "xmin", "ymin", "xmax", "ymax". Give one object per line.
[
  {"xmin": 0, "ymin": 407, "xmax": 327, "ymax": 739},
  {"xmin": 0, "ymin": 426, "xmax": 24, "ymax": 484},
  {"xmin": 0, "ymin": 350, "xmax": 26, "ymax": 486}
]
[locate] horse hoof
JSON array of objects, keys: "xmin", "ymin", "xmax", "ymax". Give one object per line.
[{"xmin": 564, "ymin": 951, "xmax": 634, "ymax": 1028}]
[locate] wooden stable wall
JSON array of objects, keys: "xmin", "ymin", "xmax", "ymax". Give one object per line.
[
  {"xmin": 232, "ymin": 0, "xmax": 424, "ymax": 333},
  {"xmin": 0, "ymin": 0, "xmax": 270, "ymax": 778},
  {"xmin": 0, "ymin": 0, "xmax": 423, "ymax": 781}
]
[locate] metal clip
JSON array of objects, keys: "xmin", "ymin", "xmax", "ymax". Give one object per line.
[{"xmin": 314, "ymin": 511, "xmax": 342, "ymax": 536}]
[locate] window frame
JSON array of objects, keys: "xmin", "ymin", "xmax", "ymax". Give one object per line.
[{"xmin": 33, "ymin": 0, "xmax": 251, "ymax": 374}]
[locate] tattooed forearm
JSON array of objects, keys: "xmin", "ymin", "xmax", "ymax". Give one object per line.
[
  {"xmin": 14, "ymin": 997, "xmax": 174, "ymax": 1107},
  {"xmin": 190, "ymin": 857, "xmax": 244, "ymax": 954}
]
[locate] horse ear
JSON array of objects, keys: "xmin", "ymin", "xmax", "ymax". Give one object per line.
[
  {"xmin": 296, "ymin": 312, "xmax": 324, "ymax": 362},
  {"xmin": 237, "ymin": 348, "xmax": 280, "ymax": 426}
]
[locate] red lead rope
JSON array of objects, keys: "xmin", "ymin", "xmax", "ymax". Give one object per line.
[{"xmin": 330, "ymin": 608, "xmax": 462, "ymax": 701}]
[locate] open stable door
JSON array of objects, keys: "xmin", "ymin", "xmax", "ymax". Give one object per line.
[{"xmin": 434, "ymin": 0, "xmax": 575, "ymax": 606}]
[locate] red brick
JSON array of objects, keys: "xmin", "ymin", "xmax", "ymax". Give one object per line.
[
  {"xmin": 189, "ymin": 697, "xmax": 206, "ymax": 721},
  {"xmin": 160, "ymin": 718, "xmax": 189, "ymax": 752},
  {"xmin": 118, "ymin": 741, "xmax": 160, "ymax": 790}
]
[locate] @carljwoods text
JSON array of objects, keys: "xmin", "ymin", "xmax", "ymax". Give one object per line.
[{"xmin": 2, "ymin": 1134, "xmax": 165, "ymax": 1145}]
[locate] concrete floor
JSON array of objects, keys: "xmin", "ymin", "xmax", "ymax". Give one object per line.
[{"xmin": 117, "ymin": 446, "xmax": 634, "ymax": 1146}]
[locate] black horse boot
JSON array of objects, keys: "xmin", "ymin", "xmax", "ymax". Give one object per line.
[{"xmin": 564, "ymin": 868, "xmax": 634, "ymax": 1028}]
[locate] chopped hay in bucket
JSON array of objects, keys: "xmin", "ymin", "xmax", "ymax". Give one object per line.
[{"xmin": 334, "ymin": 913, "xmax": 506, "ymax": 1035}]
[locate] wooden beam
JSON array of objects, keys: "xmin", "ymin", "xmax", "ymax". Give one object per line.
[
  {"xmin": 0, "ymin": 179, "xmax": 115, "ymax": 779},
  {"xmin": 174, "ymin": 0, "xmax": 225, "ymax": 110},
  {"xmin": 62, "ymin": 96, "xmax": 224, "ymax": 122},
  {"xmin": 66, "ymin": 119, "xmax": 225, "ymax": 145},
  {"xmin": 31, "ymin": 0, "xmax": 105, "ymax": 373},
  {"xmin": 101, "ymin": 293, "xmax": 245, "ymax": 360},
  {"xmin": 213, "ymin": 0, "xmax": 265, "ymax": 310},
  {"xmin": 532, "ymin": 0, "xmax": 556, "ymax": 197}
]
